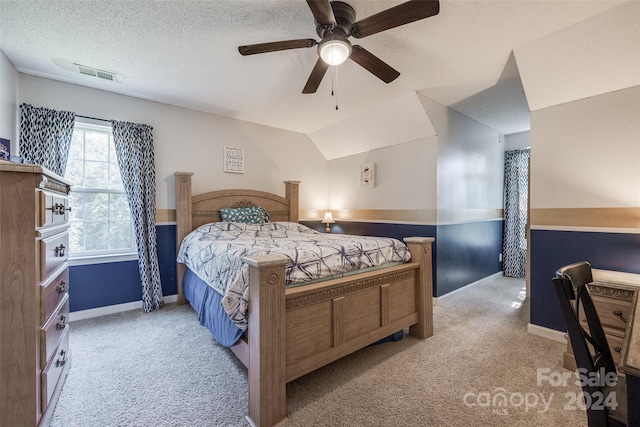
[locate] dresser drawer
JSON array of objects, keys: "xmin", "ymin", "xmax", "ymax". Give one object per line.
[
  {"xmin": 39, "ymin": 232, "xmax": 69, "ymax": 281},
  {"xmin": 37, "ymin": 190, "xmax": 70, "ymax": 229},
  {"xmin": 585, "ymin": 295, "xmax": 632, "ymax": 335},
  {"xmin": 41, "ymin": 327, "xmax": 70, "ymax": 410},
  {"xmin": 40, "ymin": 267, "xmax": 69, "ymax": 324},
  {"xmin": 40, "ymin": 295, "xmax": 69, "ymax": 367},
  {"xmin": 608, "ymin": 334, "xmax": 624, "ymax": 366}
]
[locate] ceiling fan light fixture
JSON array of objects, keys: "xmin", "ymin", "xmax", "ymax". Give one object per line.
[{"xmin": 318, "ymin": 36, "xmax": 351, "ymax": 66}]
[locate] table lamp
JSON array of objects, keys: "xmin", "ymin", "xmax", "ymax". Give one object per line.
[{"xmin": 321, "ymin": 211, "xmax": 335, "ymax": 233}]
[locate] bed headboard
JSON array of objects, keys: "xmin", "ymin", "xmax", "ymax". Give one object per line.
[
  {"xmin": 175, "ymin": 171, "xmax": 300, "ymax": 235},
  {"xmin": 173, "ymin": 172, "xmax": 300, "ymax": 302}
]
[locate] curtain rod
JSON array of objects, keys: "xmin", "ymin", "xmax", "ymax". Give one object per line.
[{"xmin": 76, "ymin": 114, "xmax": 111, "ymax": 123}]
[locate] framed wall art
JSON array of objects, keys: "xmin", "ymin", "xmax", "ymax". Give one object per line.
[
  {"xmin": 360, "ymin": 163, "xmax": 376, "ymax": 188},
  {"xmin": 224, "ymin": 146, "xmax": 245, "ymax": 174}
]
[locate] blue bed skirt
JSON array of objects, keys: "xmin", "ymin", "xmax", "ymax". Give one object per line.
[
  {"xmin": 183, "ymin": 268, "xmax": 244, "ymax": 347},
  {"xmin": 183, "ymin": 268, "xmax": 404, "ymax": 348}
]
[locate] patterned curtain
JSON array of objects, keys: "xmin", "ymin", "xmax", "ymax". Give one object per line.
[
  {"xmin": 503, "ymin": 149, "xmax": 530, "ymax": 278},
  {"xmin": 19, "ymin": 104, "xmax": 75, "ymax": 175},
  {"xmin": 111, "ymin": 120, "xmax": 164, "ymax": 312}
]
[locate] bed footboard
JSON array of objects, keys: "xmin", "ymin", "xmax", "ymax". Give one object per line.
[
  {"xmin": 243, "ymin": 255, "xmax": 289, "ymax": 427},
  {"xmin": 405, "ymin": 236, "xmax": 435, "ymax": 339},
  {"xmin": 242, "ymin": 236, "xmax": 434, "ymax": 427}
]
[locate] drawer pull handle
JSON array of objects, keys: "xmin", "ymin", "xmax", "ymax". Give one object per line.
[
  {"xmin": 55, "ymin": 245, "xmax": 66, "ymax": 257},
  {"xmin": 56, "ymin": 280, "xmax": 66, "ymax": 294},
  {"xmin": 48, "ymin": 203, "xmax": 70, "ymax": 215},
  {"xmin": 613, "ymin": 309, "xmax": 627, "ymax": 323},
  {"xmin": 613, "ymin": 345, "xmax": 622, "ymax": 353},
  {"xmin": 56, "ymin": 350, "xmax": 67, "ymax": 367},
  {"xmin": 56, "ymin": 315, "xmax": 66, "ymax": 330}
]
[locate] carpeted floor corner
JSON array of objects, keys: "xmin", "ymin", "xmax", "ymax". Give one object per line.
[{"xmin": 52, "ymin": 275, "xmax": 588, "ymax": 426}]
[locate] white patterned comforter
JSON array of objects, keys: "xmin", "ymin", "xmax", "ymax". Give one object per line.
[{"xmin": 176, "ymin": 221, "xmax": 411, "ymax": 331}]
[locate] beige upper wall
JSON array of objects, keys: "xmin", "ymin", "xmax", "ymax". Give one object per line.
[
  {"xmin": 531, "ymin": 85, "xmax": 640, "ymax": 210},
  {"xmin": 327, "ymin": 137, "xmax": 438, "ymax": 213},
  {"xmin": 17, "ymin": 74, "xmax": 330, "ymax": 211},
  {"xmin": 516, "ymin": 1, "xmax": 639, "ymax": 228},
  {"xmin": 419, "ymin": 94, "xmax": 504, "ymax": 219}
]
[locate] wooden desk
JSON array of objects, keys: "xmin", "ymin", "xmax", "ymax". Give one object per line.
[
  {"xmin": 563, "ymin": 269, "xmax": 640, "ymax": 371},
  {"xmin": 619, "ymin": 289, "xmax": 639, "ymax": 426},
  {"xmin": 589, "ymin": 269, "xmax": 640, "ymax": 426}
]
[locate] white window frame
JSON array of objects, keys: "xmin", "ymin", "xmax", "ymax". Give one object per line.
[{"xmin": 66, "ymin": 121, "xmax": 138, "ymax": 266}]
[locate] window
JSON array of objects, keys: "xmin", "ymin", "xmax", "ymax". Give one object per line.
[{"xmin": 65, "ymin": 122, "xmax": 136, "ymax": 261}]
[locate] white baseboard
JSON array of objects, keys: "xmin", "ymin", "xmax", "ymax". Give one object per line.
[
  {"xmin": 435, "ymin": 271, "xmax": 504, "ymax": 303},
  {"xmin": 69, "ymin": 294, "xmax": 179, "ymax": 322},
  {"xmin": 527, "ymin": 323, "xmax": 567, "ymax": 344}
]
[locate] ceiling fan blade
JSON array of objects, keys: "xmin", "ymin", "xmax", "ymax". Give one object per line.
[
  {"xmin": 238, "ymin": 39, "xmax": 317, "ymax": 56},
  {"xmin": 351, "ymin": 0, "xmax": 440, "ymax": 39},
  {"xmin": 306, "ymin": 0, "xmax": 336, "ymax": 26},
  {"xmin": 302, "ymin": 58, "xmax": 330, "ymax": 94},
  {"xmin": 350, "ymin": 45, "xmax": 400, "ymax": 83}
]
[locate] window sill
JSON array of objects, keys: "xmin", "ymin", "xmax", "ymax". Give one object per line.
[{"xmin": 69, "ymin": 253, "xmax": 138, "ymax": 266}]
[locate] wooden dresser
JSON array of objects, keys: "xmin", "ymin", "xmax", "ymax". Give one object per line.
[
  {"xmin": 563, "ymin": 269, "xmax": 640, "ymax": 371},
  {"xmin": 0, "ymin": 160, "xmax": 72, "ymax": 427}
]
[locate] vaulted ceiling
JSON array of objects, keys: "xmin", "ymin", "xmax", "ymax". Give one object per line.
[{"xmin": 0, "ymin": 1, "xmax": 633, "ymax": 158}]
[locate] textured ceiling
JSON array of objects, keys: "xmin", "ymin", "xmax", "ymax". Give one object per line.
[{"xmin": 0, "ymin": 0, "xmax": 628, "ymax": 156}]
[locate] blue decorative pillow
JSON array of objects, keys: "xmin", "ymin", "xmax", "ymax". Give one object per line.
[{"xmin": 220, "ymin": 206, "xmax": 269, "ymax": 224}]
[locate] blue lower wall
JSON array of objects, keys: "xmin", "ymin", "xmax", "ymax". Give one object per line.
[
  {"xmin": 157, "ymin": 224, "xmax": 178, "ymax": 296},
  {"xmin": 530, "ymin": 229, "xmax": 640, "ymax": 332},
  {"xmin": 69, "ymin": 224, "xmax": 177, "ymax": 312},
  {"xmin": 69, "ymin": 261, "xmax": 140, "ymax": 311},
  {"xmin": 435, "ymin": 220, "xmax": 503, "ymax": 297}
]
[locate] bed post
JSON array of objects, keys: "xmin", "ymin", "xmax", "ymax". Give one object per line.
[
  {"xmin": 404, "ymin": 237, "xmax": 435, "ymax": 339},
  {"xmin": 284, "ymin": 181, "xmax": 300, "ymax": 223},
  {"xmin": 174, "ymin": 172, "xmax": 194, "ymax": 305},
  {"xmin": 243, "ymin": 254, "xmax": 289, "ymax": 427}
]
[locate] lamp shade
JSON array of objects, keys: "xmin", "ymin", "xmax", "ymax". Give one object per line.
[
  {"xmin": 318, "ymin": 37, "xmax": 351, "ymax": 66},
  {"xmin": 321, "ymin": 211, "xmax": 335, "ymax": 224}
]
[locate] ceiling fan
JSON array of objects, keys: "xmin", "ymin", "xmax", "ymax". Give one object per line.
[{"xmin": 238, "ymin": 0, "xmax": 440, "ymax": 94}]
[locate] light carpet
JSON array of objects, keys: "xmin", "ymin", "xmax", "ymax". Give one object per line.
[{"xmin": 52, "ymin": 275, "xmax": 588, "ymax": 426}]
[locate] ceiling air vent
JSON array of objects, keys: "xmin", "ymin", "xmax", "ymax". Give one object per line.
[
  {"xmin": 74, "ymin": 63, "xmax": 117, "ymax": 82},
  {"xmin": 95, "ymin": 70, "xmax": 115, "ymax": 81}
]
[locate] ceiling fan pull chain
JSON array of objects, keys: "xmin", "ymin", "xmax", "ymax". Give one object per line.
[
  {"xmin": 331, "ymin": 62, "xmax": 335, "ymax": 96},
  {"xmin": 334, "ymin": 66, "xmax": 339, "ymax": 110}
]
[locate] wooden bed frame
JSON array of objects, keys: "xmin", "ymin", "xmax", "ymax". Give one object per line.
[{"xmin": 174, "ymin": 172, "xmax": 434, "ymax": 427}]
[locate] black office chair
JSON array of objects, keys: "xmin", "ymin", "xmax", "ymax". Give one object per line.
[{"xmin": 553, "ymin": 261, "xmax": 627, "ymax": 427}]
